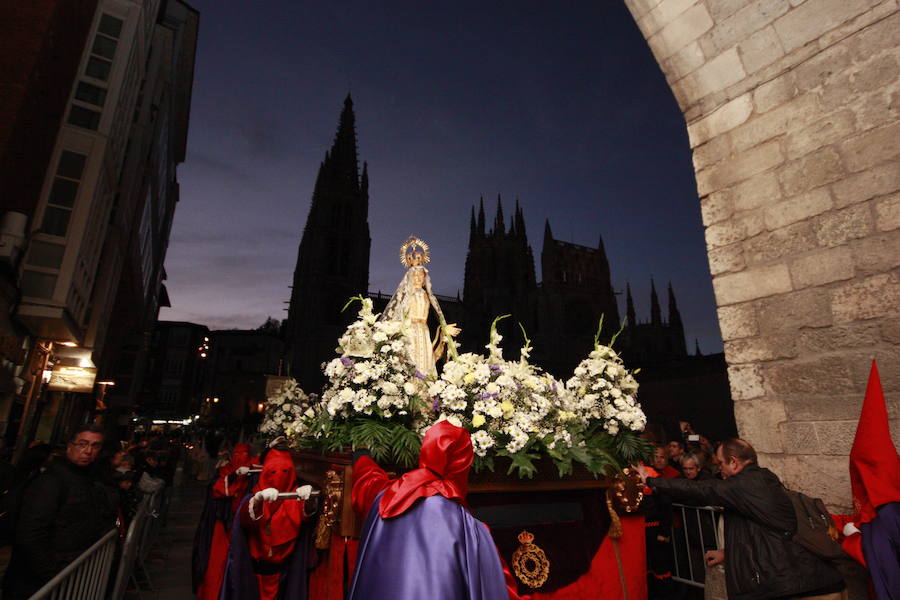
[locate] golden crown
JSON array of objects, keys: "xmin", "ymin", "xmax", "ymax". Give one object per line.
[{"xmin": 399, "ymin": 235, "xmax": 430, "ymax": 268}]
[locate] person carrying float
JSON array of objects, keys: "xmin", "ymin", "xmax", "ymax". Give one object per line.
[
  {"xmin": 220, "ymin": 447, "xmax": 313, "ymax": 600},
  {"xmin": 192, "ymin": 443, "xmax": 256, "ymax": 600}
]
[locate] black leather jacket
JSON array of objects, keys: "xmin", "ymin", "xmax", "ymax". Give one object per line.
[
  {"xmin": 648, "ymin": 464, "xmax": 844, "ymax": 600},
  {"xmin": 2, "ymin": 458, "xmax": 119, "ymax": 599}
]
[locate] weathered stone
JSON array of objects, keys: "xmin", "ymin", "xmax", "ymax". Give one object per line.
[
  {"xmin": 732, "ymin": 93, "xmax": 819, "ymax": 153},
  {"xmin": 641, "ymin": 0, "xmax": 696, "ymax": 36},
  {"xmin": 875, "ymin": 194, "xmax": 900, "ymax": 231},
  {"xmin": 713, "ymin": 263, "xmax": 792, "ymax": 305},
  {"xmin": 706, "ymin": 219, "xmax": 747, "ymax": 249},
  {"xmin": 764, "ymin": 187, "xmax": 833, "ymax": 230},
  {"xmin": 717, "ymin": 303, "xmax": 759, "ymax": 340},
  {"xmin": 734, "ymin": 398, "xmax": 787, "ymax": 453},
  {"xmin": 737, "ymin": 210, "xmax": 766, "ymax": 238},
  {"xmin": 743, "ymin": 220, "xmax": 818, "ymax": 264},
  {"xmin": 693, "ymin": 133, "xmax": 732, "ymax": 172},
  {"xmin": 831, "ymin": 272, "xmax": 900, "ymax": 323},
  {"xmin": 818, "ymin": 0, "xmax": 898, "ymax": 51},
  {"xmin": 687, "ymin": 94, "xmax": 753, "ymax": 148},
  {"xmin": 850, "ymin": 54, "xmax": 899, "ymax": 94},
  {"xmin": 758, "ymin": 287, "xmax": 833, "ymax": 334},
  {"xmin": 708, "ymin": 242, "xmax": 746, "ymax": 275},
  {"xmin": 795, "ymin": 322, "xmax": 883, "ymax": 354},
  {"xmin": 650, "ymin": 3, "xmax": 715, "ymax": 61},
  {"xmin": 683, "ymin": 47, "xmax": 747, "ymax": 98},
  {"xmin": 815, "ymin": 420, "xmax": 859, "ymax": 455},
  {"xmin": 813, "ymin": 203, "xmax": 873, "ymax": 247},
  {"xmin": 782, "ymin": 454, "xmax": 853, "ymax": 512},
  {"xmin": 753, "ymin": 73, "xmax": 799, "ymax": 113},
  {"xmin": 732, "ymin": 171, "xmax": 782, "ymax": 212},
  {"xmin": 784, "ymin": 393, "xmax": 863, "ymax": 423},
  {"xmin": 700, "ymin": 189, "xmax": 733, "ymax": 226},
  {"xmin": 839, "ymin": 121, "xmax": 900, "ymax": 173},
  {"xmin": 707, "ymin": 0, "xmax": 750, "ymax": 21},
  {"xmin": 663, "ymin": 40, "xmax": 706, "ymax": 81},
  {"xmin": 845, "ymin": 9, "xmax": 900, "ymax": 63},
  {"xmin": 725, "ymin": 334, "xmax": 798, "ymax": 363},
  {"xmin": 851, "ymin": 232, "xmax": 900, "ymax": 274},
  {"xmin": 792, "ymin": 43, "xmax": 852, "ymax": 92},
  {"xmin": 789, "ymin": 245, "xmax": 855, "ymax": 289},
  {"xmin": 766, "ymin": 356, "xmax": 858, "ymax": 395},
  {"xmin": 697, "ymin": 139, "xmax": 783, "ymax": 196},
  {"xmin": 830, "ymin": 161, "xmax": 899, "ymax": 208},
  {"xmin": 773, "ymin": 0, "xmax": 872, "ymax": 52},
  {"xmin": 781, "ymin": 421, "xmax": 819, "ymax": 454},
  {"xmin": 853, "ymin": 88, "xmax": 897, "ymax": 132},
  {"xmin": 625, "ymin": 0, "xmax": 663, "ymax": 20},
  {"xmin": 785, "ymin": 109, "xmax": 856, "ymax": 161},
  {"xmin": 729, "ymin": 363, "xmax": 766, "ymax": 399},
  {"xmin": 778, "ymin": 147, "xmax": 845, "ymax": 197},
  {"xmin": 699, "ymin": 0, "xmax": 789, "ymax": 57},
  {"xmin": 881, "ymin": 319, "xmax": 900, "ymax": 344},
  {"xmin": 739, "ymin": 25, "xmax": 786, "ymax": 74},
  {"xmin": 857, "ymin": 350, "xmax": 900, "ymax": 394}
]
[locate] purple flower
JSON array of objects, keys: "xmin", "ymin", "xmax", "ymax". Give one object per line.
[
  {"xmin": 340, "ymin": 357, "xmax": 354, "ymax": 367},
  {"xmin": 431, "ymin": 397, "xmax": 442, "ymax": 412},
  {"xmin": 489, "ymin": 364, "xmax": 502, "ymax": 373},
  {"xmin": 479, "ymin": 392, "xmax": 498, "ymax": 400},
  {"xmin": 414, "ymin": 370, "xmax": 427, "ymax": 380}
]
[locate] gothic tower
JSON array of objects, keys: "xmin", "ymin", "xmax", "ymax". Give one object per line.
[
  {"xmin": 536, "ymin": 223, "xmax": 620, "ymax": 375},
  {"xmin": 285, "ymin": 95, "xmax": 370, "ymax": 390},
  {"xmin": 462, "ymin": 197, "xmax": 537, "ymax": 354}
]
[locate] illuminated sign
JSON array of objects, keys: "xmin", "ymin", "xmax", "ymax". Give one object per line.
[{"xmin": 47, "ymin": 366, "xmax": 97, "ymax": 393}]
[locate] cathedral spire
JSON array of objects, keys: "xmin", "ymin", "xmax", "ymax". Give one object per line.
[
  {"xmin": 626, "ymin": 282, "xmax": 636, "ymax": 327},
  {"xmin": 470, "ymin": 205, "xmax": 477, "ymax": 237},
  {"xmin": 650, "ymin": 278, "xmax": 661, "ymax": 325},
  {"xmin": 493, "ymin": 195, "xmax": 505, "ymax": 237},
  {"xmin": 514, "ymin": 200, "xmax": 528, "ymax": 243},
  {"xmin": 543, "ymin": 219, "xmax": 553, "ymax": 245},
  {"xmin": 694, "ymin": 338, "xmax": 703, "ymax": 356},
  {"xmin": 667, "ymin": 282, "xmax": 683, "ymax": 328},
  {"xmin": 477, "ymin": 197, "xmax": 486, "ymax": 235}
]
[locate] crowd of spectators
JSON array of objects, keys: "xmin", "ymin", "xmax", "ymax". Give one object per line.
[{"xmin": 0, "ymin": 427, "xmax": 183, "ymax": 598}]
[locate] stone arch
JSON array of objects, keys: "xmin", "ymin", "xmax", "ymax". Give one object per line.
[{"xmin": 623, "ymin": 0, "xmax": 899, "ymax": 512}]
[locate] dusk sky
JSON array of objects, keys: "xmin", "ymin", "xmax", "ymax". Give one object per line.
[{"xmin": 159, "ymin": 1, "xmax": 725, "ymax": 353}]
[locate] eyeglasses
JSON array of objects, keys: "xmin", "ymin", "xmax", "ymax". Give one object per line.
[{"xmin": 70, "ymin": 441, "xmax": 103, "ymax": 451}]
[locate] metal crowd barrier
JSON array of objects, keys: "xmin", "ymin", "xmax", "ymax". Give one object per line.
[
  {"xmin": 27, "ymin": 528, "xmax": 118, "ymax": 600},
  {"xmin": 670, "ymin": 503, "xmax": 723, "ymax": 588},
  {"xmin": 109, "ymin": 487, "xmax": 171, "ymax": 600}
]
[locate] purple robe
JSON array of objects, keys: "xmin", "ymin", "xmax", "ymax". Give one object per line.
[
  {"xmin": 861, "ymin": 501, "xmax": 899, "ymax": 600},
  {"xmin": 219, "ymin": 494, "xmax": 311, "ymax": 600},
  {"xmin": 348, "ymin": 491, "xmax": 508, "ymax": 600}
]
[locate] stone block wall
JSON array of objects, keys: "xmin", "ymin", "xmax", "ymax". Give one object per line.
[{"xmin": 624, "ymin": 0, "xmax": 899, "ymax": 512}]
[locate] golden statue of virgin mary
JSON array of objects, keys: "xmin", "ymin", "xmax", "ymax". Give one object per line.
[{"xmin": 380, "ymin": 236, "xmax": 459, "ymax": 378}]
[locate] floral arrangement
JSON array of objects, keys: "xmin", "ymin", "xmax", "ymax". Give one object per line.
[
  {"xmin": 261, "ymin": 378, "xmax": 316, "ymax": 442},
  {"xmin": 300, "ymin": 297, "xmax": 426, "ymax": 467},
  {"xmin": 430, "ymin": 316, "xmax": 651, "ymax": 478}
]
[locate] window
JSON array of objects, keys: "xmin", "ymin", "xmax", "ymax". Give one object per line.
[
  {"xmin": 75, "ymin": 81, "xmax": 106, "ymax": 107},
  {"xmin": 41, "ymin": 151, "xmax": 86, "ymax": 237},
  {"xmin": 26, "ymin": 241, "xmax": 65, "ymax": 269},
  {"xmin": 20, "ymin": 270, "xmax": 57, "ymax": 299},
  {"xmin": 68, "ymin": 105, "xmax": 101, "ymax": 130}
]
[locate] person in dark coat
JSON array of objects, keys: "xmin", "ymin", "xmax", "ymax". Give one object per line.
[
  {"xmin": 640, "ymin": 438, "xmax": 845, "ymax": 600},
  {"xmin": 2, "ymin": 425, "xmax": 119, "ymax": 600}
]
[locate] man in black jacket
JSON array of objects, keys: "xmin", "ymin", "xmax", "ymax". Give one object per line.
[
  {"xmin": 641, "ymin": 438, "xmax": 845, "ymax": 600},
  {"xmin": 2, "ymin": 425, "xmax": 119, "ymax": 599}
]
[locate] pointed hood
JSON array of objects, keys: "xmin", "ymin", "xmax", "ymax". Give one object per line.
[{"xmin": 849, "ymin": 361, "xmax": 900, "ymax": 523}]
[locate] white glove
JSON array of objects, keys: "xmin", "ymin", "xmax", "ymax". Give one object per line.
[
  {"xmin": 843, "ymin": 522, "xmax": 860, "ymax": 536},
  {"xmin": 256, "ymin": 487, "xmax": 279, "ymax": 503},
  {"xmin": 269, "ymin": 436, "xmax": 286, "ymax": 448},
  {"xmin": 296, "ymin": 485, "xmax": 312, "ymax": 500},
  {"xmin": 235, "ymin": 466, "xmax": 250, "ymax": 476}
]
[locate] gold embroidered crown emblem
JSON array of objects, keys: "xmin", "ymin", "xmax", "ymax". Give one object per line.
[
  {"xmin": 512, "ymin": 529, "xmax": 550, "ymax": 589},
  {"xmin": 400, "ymin": 235, "xmax": 430, "ymax": 268}
]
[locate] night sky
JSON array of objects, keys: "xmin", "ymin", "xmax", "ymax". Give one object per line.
[{"xmin": 159, "ymin": 1, "xmax": 725, "ymax": 354}]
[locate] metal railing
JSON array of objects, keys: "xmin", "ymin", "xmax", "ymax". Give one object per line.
[
  {"xmin": 27, "ymin": 528, "xmax": 118, "ymax": 600},
  {"xmin": 670, "ymin": 503, "xmax": 723, "ymax": 588}
]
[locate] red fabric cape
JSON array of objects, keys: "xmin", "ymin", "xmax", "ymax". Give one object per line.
[{"xmin": 378, "ymin": 420, "xmax": 472, "ymax": 519}]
